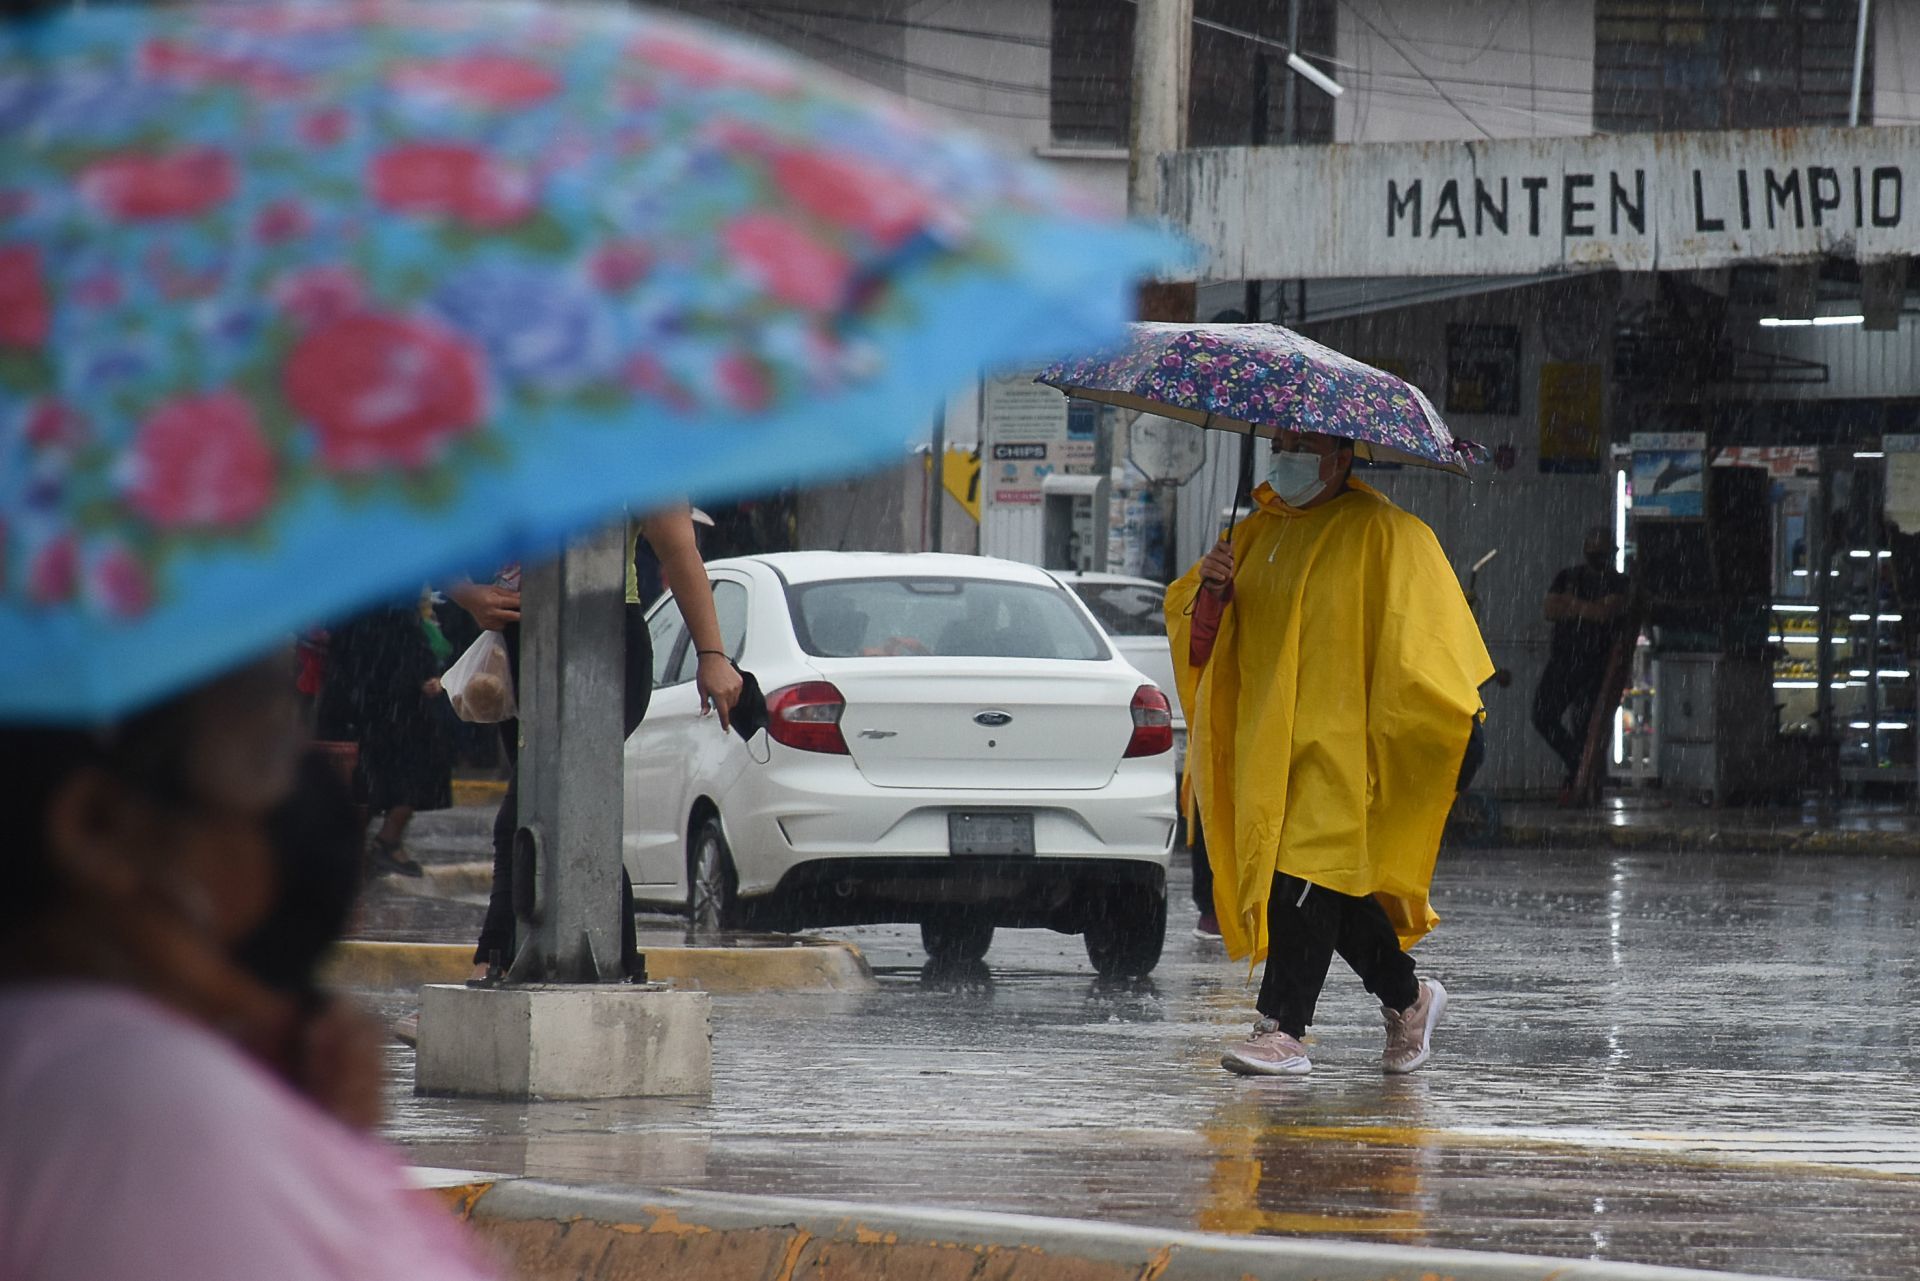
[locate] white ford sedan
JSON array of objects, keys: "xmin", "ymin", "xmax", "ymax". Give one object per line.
[{"xmin": 623, "ymin": 552, "xmax": 1177, "ymax": 976}]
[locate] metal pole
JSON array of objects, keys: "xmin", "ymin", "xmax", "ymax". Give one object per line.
[
  {"xmin": 928, "ymin": 407, "xmax": 946, "ymax": 553},
  {"xmin": 1850, "ymin": 0, "xmax": 1872, "ymax": 127},
  {"xmin": 509, "ymin": 525, "xmax": 629, "ymax": 984},
  {"xmin": 1814, "ymin": 452, "xmax": 1839, "ymax": 803},
  {"xmin": 1282, "ymin": 0, "xmax": 1300, "ymax": 146}
]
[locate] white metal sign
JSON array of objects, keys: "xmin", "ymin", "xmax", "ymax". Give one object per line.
[
  {"xmin": 1163, "ymin": 126, "xmax": 1920, "ymax": 281},
  {"xmin": 1127, "ymin": 414, "xmax": 1207, "ymax": 485}
]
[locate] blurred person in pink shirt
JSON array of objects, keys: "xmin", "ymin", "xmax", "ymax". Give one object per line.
[{"xmin": 0, "ymin": 658, "xmax": 496, "ymax": 1281}]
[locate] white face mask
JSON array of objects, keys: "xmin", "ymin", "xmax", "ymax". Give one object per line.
[{"xmin": 1265, "ymin": 449, "xmax": 1330, "ymax": 507}]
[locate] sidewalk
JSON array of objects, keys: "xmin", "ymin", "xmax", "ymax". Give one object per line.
[{"xmin": 1498, "ymin": 792, "xmax": 1920, "ymax": 856}]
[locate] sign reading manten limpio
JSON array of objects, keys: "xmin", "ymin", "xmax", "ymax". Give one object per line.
[{"xmin": 1161, "ymin": 126, "xmax": 1920, "ymax": 281}]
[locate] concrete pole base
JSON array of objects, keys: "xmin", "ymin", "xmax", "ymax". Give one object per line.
[{"xmin": 416, "ymin": 983, "xmax": 712, "ymax": 1100}]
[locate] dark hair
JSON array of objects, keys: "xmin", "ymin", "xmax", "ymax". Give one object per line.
[{"xmin": 0, "ymin": 701, "xmax": 198, "ymax": 931}]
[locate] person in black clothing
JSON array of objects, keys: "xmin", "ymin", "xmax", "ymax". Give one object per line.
[
  {"xmin": 314, "ymin": 595, "xmax": 455, "ymax": 878},
  {"xmin": 1531, "ymin": 526, "xmax": 1630, "ymax": 787}
]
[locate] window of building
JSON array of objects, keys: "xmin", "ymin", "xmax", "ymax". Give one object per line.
[
  {"xmin": 1050, "ymin": 0, "xmax": 1337, "ymax": 149},
  {"xmin": 1595, "ymin": 1, "xmax": 1871, "ymax": 133}
]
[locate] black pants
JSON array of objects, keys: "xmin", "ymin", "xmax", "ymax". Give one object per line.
[
  {"xmin": 1256, "ymin": 873, "xmax": 1418, "ymax": 1037},
  {"xmin": 1532, "ymin": 656, "xmax": 1605, "ymax": 779},
  {"xmin": 473, "ymin": 606, "xmax": 650, "ymax": 972},
  {"xmin": 1190, "ymin": 815, "xmax": 1214, "ymax": 915}
]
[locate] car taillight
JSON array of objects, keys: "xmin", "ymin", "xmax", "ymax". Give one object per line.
[
  {"xmin": 1125, "ymin": 685, "xmax": 1174, "ymax": 757},
  {"xmin": 766, "ymin": 680, "xmax": 849, "ymax": 755}
]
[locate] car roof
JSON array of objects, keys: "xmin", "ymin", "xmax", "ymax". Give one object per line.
[{"xmin": 712, "ymin": 551, "xmax": 1070, "ymax": 588}]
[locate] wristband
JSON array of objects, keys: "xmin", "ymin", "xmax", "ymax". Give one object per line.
[{"xmin": 696, "ymin": 649, "xmax": 727, "ymax": 659}]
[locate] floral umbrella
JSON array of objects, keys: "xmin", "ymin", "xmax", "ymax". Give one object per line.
[
  {"xmin": 0, "ymin": 1, "xmax": 1180, "ymax": 721},
  {"xmin": 1038, "ymin": 323, "xmax": 1480, "ymax": 476}
]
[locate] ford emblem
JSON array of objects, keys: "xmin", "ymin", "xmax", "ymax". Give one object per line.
[{"xmin": 973, "ymin": 710, "xmax": 1013, "ymax": 727}]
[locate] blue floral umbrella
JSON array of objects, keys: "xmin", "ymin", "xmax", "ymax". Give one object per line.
[
  {"xmin": 0, "ymin": 1, "xmax": 1182, "ymax": 721},
  {"xmin": 1039, "ymin": 323, "xmax": 1480, "ymax": 475}
]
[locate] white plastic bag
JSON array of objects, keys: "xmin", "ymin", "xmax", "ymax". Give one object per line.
[{"xmin": 443, "ymin": 630, "xmax": 517, "ymax": 723}]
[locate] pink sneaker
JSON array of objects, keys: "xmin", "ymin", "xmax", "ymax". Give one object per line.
[
  {"xmin": 1382, "ymin": 978, "xmax": 1447, "ymax": 1074},
  {"xmin": 1221, "ymin": 1019, "xmax": 1311, "ymax": 1076}
]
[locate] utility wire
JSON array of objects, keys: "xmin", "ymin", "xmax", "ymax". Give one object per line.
[
  {"xmin": 1338, "ymin": 0, "xmax": 1495, "ymax": 139},
  {"xmin": 713, "ymin": 2, "xmax": 1053, "ymax": 95},
  {"xmin": 711, "ymin": 2, "xmax": 1050, "ymax": 49}
]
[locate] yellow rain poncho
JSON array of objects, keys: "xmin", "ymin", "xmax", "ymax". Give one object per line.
[{"xmin": 1167, "ymin": 479, "xmax": 1492, "ymax": 961}]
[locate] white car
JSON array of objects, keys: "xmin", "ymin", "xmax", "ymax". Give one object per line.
[
  {"xmin": 1054, "ymin": 572, "xmax": 1185, "ymax": 779},
  {"xmin": 623, "ymin": 552, "xmax": 1177, "ymax": 976}
]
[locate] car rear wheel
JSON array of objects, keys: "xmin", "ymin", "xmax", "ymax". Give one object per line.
[
  {"xmin": 920, "ymin": 917, "xmax": 994, "ymax": 963},
  {"xmin": 1083, "ymin": 884, "xmax": 1167, "ymax": 978},
  {"xmin": 688, "ymin": 814, "xmax": 741, "ymax": 933}
]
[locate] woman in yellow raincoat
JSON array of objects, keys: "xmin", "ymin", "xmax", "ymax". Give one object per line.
[{"xmin": 1168, "ymin": 429, "xmax": 1492, "ymax": 1077}]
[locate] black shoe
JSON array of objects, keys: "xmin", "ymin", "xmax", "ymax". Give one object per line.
[{"xmin": 367, "ymin": 836, "xmax": 425, "ymax": 878}]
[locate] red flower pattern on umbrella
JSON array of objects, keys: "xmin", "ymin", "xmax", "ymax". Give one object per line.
[
  {"xmin": 723, "ymin": 213, "xmax": 850, "ymax": 311},
  {"xmin": 79, "ymin": 148, "xmax": 237, "ymax": 221},
  {"xmin": 24, "ymin": 400, "xmax": 87, "ymax": 452},
  {"xmin": 0, "ymin": 246, "xmax": 50, "ymax": 348},
  {"xmin": 129, "ymin": 392, "xmax": 277, "ymax": 530},
  {"xmin": 628, "ymin": 31, "xmax": 798, "ymax": 94},
  {"xmin": 772, "ymin": 150, "xmax": 944, "ymax": 249},
  {"xmin": 285, "ymin": 313, "xmax": 485, "ymax": 472},
  {"xmin": 370, "ymin": 144, "xmax": 536, "ymax": 229},
  {"xmin": 392, "ymin": 52, "xmax": 560, "ymax": 108},
  {"xmin": 28, "ymin": 534, "xmax": 78, "ymax": 606},
  {"xmin": 88, "ymin": 541, "xmax": 153, "ymax": 619}
]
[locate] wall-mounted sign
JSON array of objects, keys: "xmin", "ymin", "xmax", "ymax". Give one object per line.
[
  {"xmin": 982, "ymin": 374, "xmax": 1069, "ymax": 506},
  {"xmin": 1165, "ymin": 125, "xmax": 1920, "ymax": 280},
  {"xmin": 1630, "ymin": 431, "xmax": 1706, "ymax": 518},
  {"xmin": 1538, "ymin": 362, "xmax": 1605, "ymax": 474},
  {"xmin": 1446, "ymin": 324, "xmax": 1520, "ymax": 416}
]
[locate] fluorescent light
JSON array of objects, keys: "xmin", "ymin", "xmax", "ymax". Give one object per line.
[
  {"xmin": 1814, "ymin": 314, "xmax": 1866, "ymax": 326},
  {"xmin": 1761, "ymin": 315, "xmax": 1865, "ymax": 327},
  {"xmin": 1855, "ymin": 451, "xmax": 1886, "ymax": 459},
  {"xmin": 1286, "ymin": 52, "xmax": 1345, "ymax": 98},
  {"xmin": 1774, "ymin": 680, "xmax": 1819, "ymax": 689},
  {"xmin": 1850, "ymin": 613, "xmax": 1871, "ymax": 621},
  {"xmin": 1851, "ymin": 550, "xmax": 1872, "ymax": 558},
  {"xmin": 1772, "ymin": 603, "xmax": 1819, "ymax": 612}
]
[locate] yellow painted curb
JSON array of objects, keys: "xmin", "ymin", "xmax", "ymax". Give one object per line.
[
  {"xmin": 451, "ymin": 777, "xmax": 509, "ymax": 807},
  {"xmin": 324, "ymin": 939, "xmax": 877, "ymax": 993}
]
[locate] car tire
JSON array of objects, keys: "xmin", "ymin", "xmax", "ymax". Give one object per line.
[
  {"xmin": 1083, "ymin": 884, "xmax": 1167, "ymax": 978},
  {"xmin": 688, "ymin": 813, "xmax": 742, "ymax": 933},
  {"xmin": 920, "ymin": 917, "xmax": 994, "ymax": 963}
]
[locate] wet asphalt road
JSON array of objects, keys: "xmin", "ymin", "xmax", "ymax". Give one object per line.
[{"xmin": 364, "ymin": 813, "xmax": 1920, "ymax": 1279}]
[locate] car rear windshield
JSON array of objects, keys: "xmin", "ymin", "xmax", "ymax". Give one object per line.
[
  {"xmin": 1069, "ymin": 581, "xmax": 1168, "ymax": 638},
  {"xmin": 791, "ymin": 577, "xmax": 1110, "ymax": 660}
]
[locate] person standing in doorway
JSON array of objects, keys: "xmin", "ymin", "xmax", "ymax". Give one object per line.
[
  {"xmin": 1168, "ymin": 430, "xmax": 1491, "ymax": 1078},
  {"xmin": 1531, "ymin": 526, "xmax": 1630, "ymax": 797}
]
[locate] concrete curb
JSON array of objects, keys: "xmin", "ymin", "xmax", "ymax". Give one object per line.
[
  {"xmin": 325, "ymin": 939, "xmax": 878, "ymax": 993},
  {"xmin": 1500, "ymin": 821, "xmax": 1920, "ymax": 858},
  {"xmin": 433, "ymin": 1178, "xmax": 1806, "ymax": 1281}
]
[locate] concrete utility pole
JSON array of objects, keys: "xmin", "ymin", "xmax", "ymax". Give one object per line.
[
  {"xmin": 1130, "ymin": 0, "xmax": 1194, "ymax": 579},
  {"xmin": 1127, "ymin": 0, "xmax": 1191, "ymax": 222},
  {"xmin": 415, "ymin": 525, "xmax": 713, "ymax": 1101},
  {"xmin": 510, "ymin": 528, "xmax": 628, "ymax": 983}
]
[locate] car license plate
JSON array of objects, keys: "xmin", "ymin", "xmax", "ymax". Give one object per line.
[{"xmin": 948, "ymin": 811, "xmax": 1035, "ymax": 856}]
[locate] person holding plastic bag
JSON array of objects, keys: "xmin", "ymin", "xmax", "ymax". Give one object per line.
[{"xmin": 450, "ymin": 506, "xmax": 741, "ymax": 981}]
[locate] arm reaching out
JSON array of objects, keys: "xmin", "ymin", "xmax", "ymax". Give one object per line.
[{"xmin": 640, "ymin": 508, "xmax": 743, "ymax": 731}]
